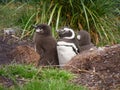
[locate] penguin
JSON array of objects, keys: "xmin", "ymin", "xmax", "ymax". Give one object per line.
[
  {"xmin": 77, "ymin": 30, "xmax": 96, "ymax": 52},
  {"xmin": 56, "ymin": 27, "xmax": 80, "ymax": 66},
  {"xmin": 33, "ymin": 24, "xmax": 59, "ymax": 66}
]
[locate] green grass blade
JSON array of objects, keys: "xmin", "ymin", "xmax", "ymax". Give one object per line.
[
  {"xmin": 81, "ymin": 0, "xmax": 90, "ymax": 31},
  {"xmin": 48, "ymin": 3, "xmax": 58, "ymax": 25},
  {"xmin": 20, "ymin": 13, "xmax": 36, "ymax": 39},
  {"xmin": 56, "ymin": 6, "xmax": 62, "ymax": 30},
  {"xmin": 86, "ymin": 7, "xmax": 102, "ymax": 38},
  {"xmin": 1, "ymin": 0, "xmax": 14, "ymax": 10},
  {"xmin": 14, "ymin": 3, "xmax": 26, "ymax": 12}
]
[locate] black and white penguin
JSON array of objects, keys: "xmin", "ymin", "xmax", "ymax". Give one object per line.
[
  {"xmin": 56, "ymin": 27, "xmax": 80, "ymax": 66},
  {"xmin": 33, "ymin": 24, "xmax": 59, "ymax": 66},
  {"xmin": 77, "ymin": 30, "xmax": 96, "ymax": 52}
]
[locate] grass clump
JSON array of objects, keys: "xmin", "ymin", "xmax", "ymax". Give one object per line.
[
  {"xmin": 0, "ymin": 64, "xmax": 38, "ymax": 79},
  {"xmin": 40, "ymin": 68, "xmax": 73, "ymax": 80},
  {"xmin": 19, "ymin": 79, "xmax": 87, "ymax": 90},
  {"xmin": 0, "ymin": 64, "xmax": 88, "ymax": 90}
]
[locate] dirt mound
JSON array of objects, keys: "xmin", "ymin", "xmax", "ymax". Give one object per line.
[
  {"xmin": 64, "ymin": 44, "xmax": 120, "ymax": 90},
  {"xmin": 0, "ymin": 32, "xmax": 34, "ymax": 65},
  {"xmin": 9, "ymin": 46, "xmax": 40, "ymax": 66}
]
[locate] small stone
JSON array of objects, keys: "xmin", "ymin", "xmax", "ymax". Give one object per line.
[{"xmin": 4, "ymin": 28, "xmax": 15, "ymax": 35}]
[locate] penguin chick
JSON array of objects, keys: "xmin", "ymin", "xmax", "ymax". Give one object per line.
[
  {"xmin": 57, "ymin": 27, "xmax": 79, "ymax": 66},
  {"xmin": 33, "ymin": 24, "xmax": 59, "ymax": 66},
  {"xmin": 77, "ymin": 30, "xmax": 96, "ymax": 52}
]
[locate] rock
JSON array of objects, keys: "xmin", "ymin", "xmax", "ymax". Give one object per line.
[
  {"xmin": 9, "ymin": 45, "xmax": 40, "ymax": 66},
  {"xmin": 64, "ymin": 44, "xmax": 120, "ymax": 90},
  {"xmin": 4, "ymin": 28, "xmax": 15, "ymax": 35}
]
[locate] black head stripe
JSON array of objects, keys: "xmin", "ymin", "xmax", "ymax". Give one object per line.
[{"xmin": 57, "ymin": 44, "xmax": 79, "ymax": 54}]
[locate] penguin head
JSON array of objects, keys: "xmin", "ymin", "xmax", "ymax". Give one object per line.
[
  {"xmin": 57, "ymin": 27, "xmax": 75, "ymax": 39},
  {"xmin": 77, "ymin": 30, "xmax": 91, "ymax": 46},
  {"xmin": 33, "ymin": 24, "xmax": 52, "ymax": 36}
]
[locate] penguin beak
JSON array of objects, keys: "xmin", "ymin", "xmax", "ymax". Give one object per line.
[
  {"xmin": 77, "ymin": 35, "xmax": 81, "ymax": 40},
  {"xmin": 56, "ymin": 29, "xmax": 59, "ymax": 33},
  {"xmin": 32, "ymin": 25, "xmax": 37, "ymax": 28},
  {"xmin": 56, "ymin": 29, "xmax": 64, "ymax": 35}
]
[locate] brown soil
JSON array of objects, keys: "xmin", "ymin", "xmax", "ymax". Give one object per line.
[
  {"xmin": 0, "ymin": 76, "xmax": 14, "ymax": 87},
  {"xmin": 0, "ymin": 36, "xmax": 14, "ymax": 65},
  {"xmin": 0, "ymin": 76, "xmax": 27, "ymax": 88}
]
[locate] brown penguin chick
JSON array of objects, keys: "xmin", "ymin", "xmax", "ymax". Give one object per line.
[
  {"xmin": 33, "ymin": 24, "xmax": 59, "ymax": 66},
  {"xmin": 77, "ymin": 30, "xmax": 96, "ymax": 52}
]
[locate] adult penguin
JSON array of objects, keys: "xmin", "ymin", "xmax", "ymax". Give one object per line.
[{"xmin": 57, "ymin": 27, "xmax": 80, "ymax": 66}]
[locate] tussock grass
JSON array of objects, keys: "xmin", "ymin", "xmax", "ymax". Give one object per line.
[{"xmin": 0, "ymin": 0, "xmax": 119, "ymax": 45}]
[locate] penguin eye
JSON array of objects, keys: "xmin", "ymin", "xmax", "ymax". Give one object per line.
[
  {"xmin": 63, "ymin": 28, "xmax": 73, "ymax": 33},
  {"xmin": 64, "ymin": 28, "xmax": 69, "ymax": 32},
  {"xmin": 36, "ymin": 28, "xmax": 43, "ymax": 32},
  {"xmin": 77, "ymin": 35, "xmax": 81, "ymax": 40}
]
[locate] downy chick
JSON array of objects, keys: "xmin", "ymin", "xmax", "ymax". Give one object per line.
[{"xmin": 33, "ymin": 24, "xmax": 59, "ymax": 66}]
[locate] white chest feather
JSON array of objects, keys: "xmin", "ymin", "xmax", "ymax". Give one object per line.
[{"xmin": 57, "ymin": 41, "xmax": 78, "ymax": 66}]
